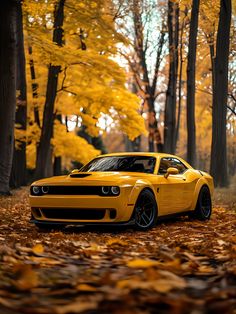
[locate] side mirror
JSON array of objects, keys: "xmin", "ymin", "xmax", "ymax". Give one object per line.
[
  {"xmin": 71, "ymin": 169, "xmax": 79, "ymax": 174},
  {"xmin": 164, "ymin": 167, "xmax": 179, "ymax": 178}
]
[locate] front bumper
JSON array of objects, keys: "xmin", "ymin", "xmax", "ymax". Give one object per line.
[
  {"xmin": 29, "ymin": 191, "xmax": 135, "ymax": 224},
  {"xmin": 30, "ymin": 218, "xmax": 136, "ymax": 227}
]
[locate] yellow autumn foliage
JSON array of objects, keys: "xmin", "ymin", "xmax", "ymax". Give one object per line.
[
  {"xmin": 21, "ymin": 0, "xmax": 146, "ymax": 169},
  {"xmin": 52, "ymin": 122, "xmax": 100, "ymax": 164}
]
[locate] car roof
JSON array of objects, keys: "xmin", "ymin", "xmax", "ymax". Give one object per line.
[
  {"xmin": 96, "ymin": 152, "xmax": 193, "ymax": 169},
  {"xmin": 98, "ymin": 152, "xmax": 178, "ymax": 158}
]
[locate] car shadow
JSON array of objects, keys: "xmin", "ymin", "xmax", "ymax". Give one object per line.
[{"xmin": 34, "ymin": 215, "xmax": 190, "ymax": 234}]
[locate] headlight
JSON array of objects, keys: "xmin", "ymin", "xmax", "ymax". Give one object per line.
[
  {"xmin": 32, "ymin": 186, "xmax": 40, "ymax": 195},
  {"xmin": 42, "ymin": 186, "xmax": 49, "ymax": 194},
  {"xmin": 111, "ymin": 186, "xmax": 120, "ymax": 195},
  {"xmin": 101, "ymin": 186, "xmax": 110, "ymax": 195},
  {"xmin": 101, "ymin": 186, "xmax": 120, "ymax": 196}
]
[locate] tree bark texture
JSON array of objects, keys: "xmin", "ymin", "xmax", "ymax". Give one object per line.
[
  {"xmin": 53, "ymin": 114, "xmax": 62, "ymax": 176},
  {"xmin": 10, "ymin": 1, "xmax": 27, "ymax": 188},
  {"xmin": 124, "ymin": 80, "xmax": 142, "ymax": 152},
  {"xmin": 175, "ymin": 75, "xmax": 183, "ymax": 151},
  {"xmin": 175, "ymin": 9, "xmax": 187, "ymax": 150},
  {"xmin": 0, "ymin": 1, "xmax": 17, "ymax": 194},
  {"xmin": 210, "ymin": 0, "xmax": 231, "ymax": 187},
  {"xmin": 28, "ymin": 45, "xmax": 41, "ymax": 127},
  {"xmin": 186, "ymin": 0, "xmax": 200, "ymax": 167},
  {"xmin": 35, "ymin": 0, "xmax": 65, "ymax": 179},
  {"xmin": 164, "ymin": 0, "xmax": 179, "ymax": 154}
]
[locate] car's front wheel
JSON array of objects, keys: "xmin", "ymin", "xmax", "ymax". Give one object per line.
[
  {"xmin": 134, "ymin": 189, "xmax": 157, "ymax": 230},
  {"xmin": 189, "ymin": 186, "xmax": 212, "ymax": 220}
]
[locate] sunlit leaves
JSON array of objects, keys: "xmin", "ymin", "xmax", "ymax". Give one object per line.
[
  {"xmin": 52, "ymin": 122, "xmax": 100, "ymax": 165},
  {"xmin": 23, "ymin": 0, "xmax": 146, "ymax": 169}
]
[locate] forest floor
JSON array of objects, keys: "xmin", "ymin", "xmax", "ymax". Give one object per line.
[{"xmin": 0, "ymin": 181, "xmax": 235, "ymax": 314}]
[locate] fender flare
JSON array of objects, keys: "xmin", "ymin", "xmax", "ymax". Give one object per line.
[
  {"xmin": 191, "ymin": 178, "xmax": 211, "ymax": 210},
  {"xmin": 128, "ymin": 180, "xmax": 159, "ymax": 217}
]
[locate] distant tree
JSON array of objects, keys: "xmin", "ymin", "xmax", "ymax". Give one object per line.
[
  {"xmin": 118, "ymin": 0, "xmax": 165, "ymax": 152},
  {"xmin": 10, "ymin": 1, "xmax": 27, "ymax": 188},
  {"xmin": 132, "ymin": 0, "xmax": 165, "ymax": 152},
  {"xmin": 186, "ymin": 0, "xmax": 200, "ymax": 167},
  {"xmin": 164, "ymin": 0, "xmax": 179, "ymax": 154},
  {"xmin": 210, "ymin": 0, "xmax": 231, "ymax": 187},
  {"xmin": 0, "ymin": 1, "xmax": 17, "ymax": 194},
  {"xmin": 125, "ymin": 80, "xmax": 141, "ymax": 152}
]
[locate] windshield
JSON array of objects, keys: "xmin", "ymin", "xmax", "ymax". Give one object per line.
[{"xmin": 79, "ymin": 156, "xmax": 156, "ymax": 174}]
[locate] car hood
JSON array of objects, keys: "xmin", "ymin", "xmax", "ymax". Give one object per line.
[{"xmin": 32, "ymin": 172, "xmax": 153, "ymax": 186}]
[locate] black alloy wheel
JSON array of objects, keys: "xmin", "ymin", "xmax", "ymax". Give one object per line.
[
  {"xmin": 190, "ymin": 186, "xmax": 212, "ymax": 220},
  {"xmin": 134, "ymin": 189, "xmax": 157, "ymax": 230}
]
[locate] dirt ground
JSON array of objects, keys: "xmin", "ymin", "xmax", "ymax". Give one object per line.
[{"xmin": 0, "ymin": 185, "xmax": 235, "ymax": 314}]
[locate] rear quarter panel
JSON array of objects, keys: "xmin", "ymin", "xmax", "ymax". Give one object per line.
[{"xmin": 190, "ymin": 171, "xmax": 214, "ymax": 211}]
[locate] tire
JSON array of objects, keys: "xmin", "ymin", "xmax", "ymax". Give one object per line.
[
  {"xmin": 134, "ymin": 189, "xmax": 158, "ymax": 230},
  {"xmin": 189, "ymin": 186, "xmax": 212, "ymax": 220}
]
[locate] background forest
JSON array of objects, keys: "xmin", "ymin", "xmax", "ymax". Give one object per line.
[
  {"xmin": 0, "ymin": 0, "xmax": 235, "ymax": 195},
  {"xmin": 0, "ymin": 1, "xmax": 236, "ymax": 312}
]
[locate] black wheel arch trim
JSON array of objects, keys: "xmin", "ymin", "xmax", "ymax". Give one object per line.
[{"xmin": 130, "ymin": 187, "xmax": 158, "ymax": 221}]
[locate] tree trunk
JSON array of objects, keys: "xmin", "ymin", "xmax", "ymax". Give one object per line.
[
  {"xmin": 25, "ymin": 14, "xmax": 41, "ymax": 127},
  {"xmin": 125, "ymin": 81, "xmax": 142, "ymax": 152},
  {"xmin": 0, "ymin": 1, "xmax": 17, "ymax": 195},
  {"xmin": 10, "ymin": 1, "xmax": 27, "ymax": 188},
  {"xmin": 28, "ymin": 45, "xmax": 41, "ymax": 127},
  {"xmin": 34, "ymin": 66, "xmax": 59, "ymax": 179},
  {"xmin": 175, "ymin": 8, "xmax": 187, "ymax": 150},
  {"xmin": 35, "ymin": 0, "xmax": 65, "ymax": 179},
  {"xmin": 150, "ymin": 29, "xmax": 165, "ymax": 153},
  {"xmin": 186, "ymin": 0, "xmax": 200, "ymax": 167},
  {"xmin": 164, "ymin": 0, "xmax": 179, "ymax": 154},
  {"xmin": 148, "ymin": 102, "xmax": 163, "ymax": 152},
  {"xmin": 210, "ymin": 0, "xmax": 231, "ymax": 187},
  {"xmin": 53, "ymin": 114, "xmax": 62, "ymax": 176},
  {"xmin": 132, "ymin": 0, "xmax": 163, "ymax": 152},
  {"xmin": 125, "ymin": 135, "xmax": 141, "ymax": 152},
  {"xmin": 53, "ymin": 156, "xmax": 62, "ymax": 176}
]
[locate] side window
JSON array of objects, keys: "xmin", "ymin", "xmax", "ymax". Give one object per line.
[
  {"xmin": 158, "ymin": 157, "xmax": 188, "ymax": 175},
  {"xmin": 132, "ymin": 157, "xmax": 156, "ymax": 173},
  {"xmin": 158, "ymin": 158, "xmax": 172, "ymax": 174},
  {"xmin": 170, "ymin": 158, "xmax": 188, "ymax": 174}
]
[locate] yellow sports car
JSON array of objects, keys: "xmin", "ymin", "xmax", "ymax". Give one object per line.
[{"xmin": 30, "ymin": 153, "xmax": 214, "ymax": 230}]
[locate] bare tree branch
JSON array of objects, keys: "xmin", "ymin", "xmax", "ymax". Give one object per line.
[{"xmin": 197, "ymin": 88, "xmax": 236, "ymax": 116}]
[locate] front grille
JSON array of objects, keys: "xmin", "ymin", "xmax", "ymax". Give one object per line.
[
  {"xmin": 41, "ymin": 208, "xmax": 106, "ymax": 220},
  {"xmin": 43, "ymin": 186, "xmax": 101, "ymax": 195}
]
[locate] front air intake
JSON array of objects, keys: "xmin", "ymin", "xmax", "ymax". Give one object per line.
[{"xmin": 41, "ymin": 208, "xmax": 106, "ymax": 220}]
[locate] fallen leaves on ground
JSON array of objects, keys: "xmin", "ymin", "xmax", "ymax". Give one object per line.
[{"xmin": 0, "ymin": 187, "xmax": 235, "ymax": 313}]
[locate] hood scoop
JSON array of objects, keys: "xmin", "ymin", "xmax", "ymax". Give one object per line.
[{"xmin": 70, "ymin": 173, "xmax": 91, "ymax": 178}]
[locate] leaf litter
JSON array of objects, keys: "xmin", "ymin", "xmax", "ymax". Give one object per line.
[{"xmin": 0, "ymin": 187, "xmax": 235, "ymax": 313}]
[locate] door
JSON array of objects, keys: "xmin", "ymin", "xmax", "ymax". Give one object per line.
[{"xmin": 157, "ymin": 157, "xmax": 195, "ymax": 215}]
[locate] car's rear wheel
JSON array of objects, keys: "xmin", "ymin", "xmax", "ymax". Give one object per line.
[
  {"xmin": 134, "ymin": 189, "xmax": 157, "ymax": 230},
  {"xmin": 189, "ymin": 186, "xmax": 212, "ymax": 220}
]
